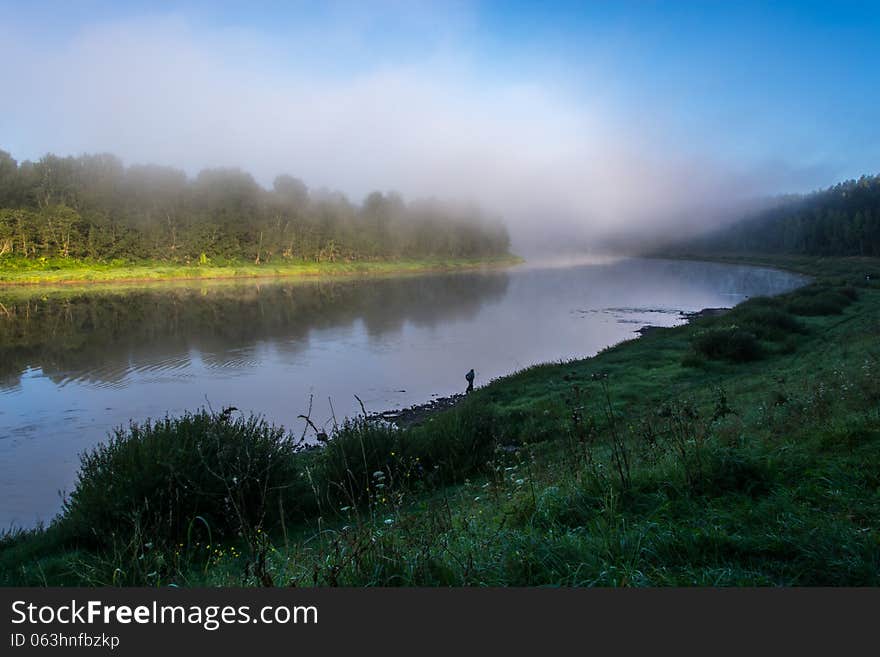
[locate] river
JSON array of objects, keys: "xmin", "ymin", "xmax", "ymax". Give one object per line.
[{"xmin": 0, "ymin": 257, "xmax": 806, "ymax": 527}]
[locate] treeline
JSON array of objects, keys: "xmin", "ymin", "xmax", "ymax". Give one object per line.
[
  {"xmin": 675, "ymin": 174, "xmax": 880, "ymax": 256},
  {"xmin": 0, "ymin": 150, "xmax": 510, "ymax": 263}
]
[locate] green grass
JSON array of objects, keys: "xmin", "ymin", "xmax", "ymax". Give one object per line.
[
  {"xmin": 0, "ymin": 254, "xmax": 523, "ymax": 285},
  {"xmin": 2, "ymin": 255, "xmax": 879, "ymax": 586}
]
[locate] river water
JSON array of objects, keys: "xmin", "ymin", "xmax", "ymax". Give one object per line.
[{"xmin": 0, "ymin": 257, "xmax": 806, "ymax": 527}]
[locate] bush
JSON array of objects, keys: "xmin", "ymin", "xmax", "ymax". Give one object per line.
[
  {"xmin": 62, "ymin": 410, "xmax": 310, "ymax": 548},
  {"xmin": 786, "ymin": 291, "xmax": 851, "ymax": 316},
  {"xmin": 733, "ymin": 306, "xmax": 806, "ymax": 341},
  {"xmin": 409, "ymin": 399, "xmax": 500, "ymax": 481},
  {"xmin": 300, "ymin": 399, "xmax": 499, "ymax": 509},
  {"xmin": 690, "ymin": 327, "xmax": 762, "ymax": 362},
  {"xmin": 315, "ymin": 417, "xmax": 402, "ymax": 508},
  {"xmin": 784, "ymin": 284, "xmax": 857, "ymax": 316}
]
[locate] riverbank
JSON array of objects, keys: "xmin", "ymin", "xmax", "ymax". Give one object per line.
[
  {"xmin": 371, "ymin": 393, "xmax": 469, "ymax": 428},
  {"xmin": 0, "ymin": 254, "xmax": 523, "ymax": 286},
  {"xmin": 2, "ymin": 255, "xmax": 878, "ymax": 586},
  {"xmin": 376, "ymin": 306, "xmax": 756, "ymax": 428}
]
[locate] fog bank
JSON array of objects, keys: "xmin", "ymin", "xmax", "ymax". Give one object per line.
[{"xmin": 0, "ymin": 13, "xmax": 838, "ymax": 254}]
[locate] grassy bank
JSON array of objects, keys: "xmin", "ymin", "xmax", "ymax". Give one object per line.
[
  {"xmin": 0, "ymin": 254, "xmax": 522, "ymax": 286},
  {"xmin": 2, "ymin": 256, "xmax": 879, "ymax": 586}
]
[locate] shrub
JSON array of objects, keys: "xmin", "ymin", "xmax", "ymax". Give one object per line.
[
  {"xmin": 62, "ymin": 410, "xmax": 309, "ymax": 548},
  {"xmin": 784, "ymin": 284, "xmax": 857, "ymax": 316},
  {"xmin": 311, "ymin": 399, "xmax": 500, "ymax": 508},
  {"xmin": 733, "ymin": 306, "xmax": 806, "ymax": 341},
  {"xmin": 406, "ymin": 399, "xmax": 500, "ymax": 483},
  {"xmin": 690, "ymin": 327, "xmax": 762, "ymax": 362},
  {"xmin": 315, "ymin": 417, "xmax": 402, "ymax": 508},
  {"xmin": 786, "ymin": 291, "xmax": 851, "ymax": 316}
]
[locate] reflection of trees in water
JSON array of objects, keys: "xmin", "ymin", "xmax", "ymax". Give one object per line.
[{"xmin": 0, "ymin": 272, "xmax": 509, "ymax": 387}]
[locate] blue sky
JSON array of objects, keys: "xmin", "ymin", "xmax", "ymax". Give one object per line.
[
  {"xmin": 1, "ymin": 1, "xmax": 878, "ymax": 242},
  {"xmin": 484, "ymin": 0, "xmax": 879, "ymax": 182}
]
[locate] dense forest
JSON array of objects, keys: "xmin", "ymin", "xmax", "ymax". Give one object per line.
[
  {"xmin": 0, "ymin": 150, "xmax": 510, "ymax": 263},
  {"xmin": 672, "ymin": 174, "xmax": 880, "ymax": 256}
]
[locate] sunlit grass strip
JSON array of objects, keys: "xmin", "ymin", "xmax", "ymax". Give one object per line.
[{"xmin": 0, "ymin": 254, "xmax": 524, "ymax": 286}]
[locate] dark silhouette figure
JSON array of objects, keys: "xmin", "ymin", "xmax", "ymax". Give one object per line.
[{"xmin": 465, "ymin": 368, "xmax": 475, "ymax": 394}]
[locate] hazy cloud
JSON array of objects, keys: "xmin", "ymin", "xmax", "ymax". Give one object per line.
[{"xmin": 0, "ymin": 12, "xmax": 833, "ymax": 253}]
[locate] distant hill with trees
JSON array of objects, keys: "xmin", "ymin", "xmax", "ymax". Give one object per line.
[
  {"xmin": 0, "ymin": 150, "xmax": 510, "ymax": 264},
  {"xmin": 666, "ymin": 174, "xmax": 880, "ymax": 257}
]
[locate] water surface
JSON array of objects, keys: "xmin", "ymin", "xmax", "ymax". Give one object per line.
[{"xmin": 0, "ymin": 258, "xmax": 806, "ymax": 527}]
